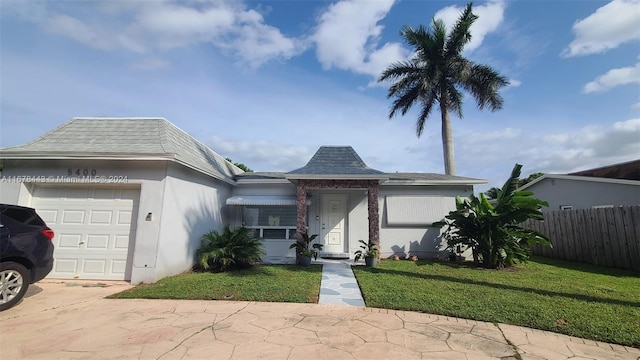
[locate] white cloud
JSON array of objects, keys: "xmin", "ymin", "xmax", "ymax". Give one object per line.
[
  {"xmin": 209, "ymin": 136, "xmax": 314, "ymax": 171},
  {"xmin": 47, "ymin": 15, "xmax": 115, "ymax": 51},
  {"xmin": 583, "ymin": 61, "xmax": 640, "ymax": 93},
  {"xmin": 507, "ymin": 79, "xmax": 521, "ymax": 88},
  {"xmin": 312, "ymin": 0, "xmax": 408, "ymax": 78},
  {"xmin": 562, "ymin": 0, "xmax": 640, "ymax": 57},
  {"xmin": 457, "ymin": 118, "xmax": 640, "ymax": 191},
  {"xmin": 434, "ymin": 1, "xmax": 506, "ymax": 53},
  {"xmin": 40, "ymin": 0, "xmax": 303, "ymax": 67}
]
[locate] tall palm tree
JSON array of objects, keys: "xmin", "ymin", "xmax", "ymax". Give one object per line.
[{"xmin": 379, "ymin": 3, "xmax": 508, "ymax": 175}]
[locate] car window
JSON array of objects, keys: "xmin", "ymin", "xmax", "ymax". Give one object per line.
[{"xmin": 0, "ymin": 207, "xmax": 46, "ymax": 226}]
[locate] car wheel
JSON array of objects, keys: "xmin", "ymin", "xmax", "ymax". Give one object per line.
[{"xmin": 0, "ymin": 262, "xmax": 31, "ymax": 311}]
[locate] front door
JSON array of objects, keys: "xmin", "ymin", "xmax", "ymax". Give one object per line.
[{"xmin": 321, "ymin": 194, "xmax": 347, "ymax": 255}]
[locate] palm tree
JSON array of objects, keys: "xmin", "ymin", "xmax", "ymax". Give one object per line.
[{"xmin": 379, "ymin": 3, "xmax": 508, "ymax": 175}]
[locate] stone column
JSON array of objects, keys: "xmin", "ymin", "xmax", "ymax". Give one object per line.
[
  {"xmin": 367, "ymin": 182, "xmax": 380, "ymax": 254},
  {"xmin": 295, "ymin": 181, "xmax": 308, "ymax": 263}
]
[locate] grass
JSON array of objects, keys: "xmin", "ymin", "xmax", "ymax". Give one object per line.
[
  {"xmin": 109, "ymin": 264, "xmax": 322, "ymax": 303},
  {"xmin": 352, "ymin": 256, "xmax": 640, "ymax": 347}
]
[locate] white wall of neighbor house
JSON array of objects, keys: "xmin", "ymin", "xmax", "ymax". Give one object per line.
[
  {"xmin": 528, "ymin": 178, "xmax": 640, "ymax": 211},
  {"xmin": 154, "ymin": 162, "xmax": 231, "ymax": 281}
]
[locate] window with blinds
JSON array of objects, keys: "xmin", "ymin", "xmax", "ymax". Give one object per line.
[
  {"xmin": 243, "ymin": 206, "xmax": 297, "ymax": 240},
  {"xmin": 385, "ymin": 195, "xmax": 455, "ymax": 226}
]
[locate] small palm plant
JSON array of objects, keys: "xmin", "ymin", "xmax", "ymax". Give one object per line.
[{"xmin": 195, "ymin": 226, "xmax": 264, "ymax": 272}]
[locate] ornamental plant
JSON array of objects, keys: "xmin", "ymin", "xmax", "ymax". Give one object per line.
[
  {"xmin": 195, "ymin": 226, "xmax": 264, "ymax": 272},
  {"xmin": 434, "ymin": 164, "xmax": 550, "ymax": 268}
]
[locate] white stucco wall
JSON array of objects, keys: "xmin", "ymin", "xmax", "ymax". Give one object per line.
[
  {"xmin": 526, "ymin": 178, "xmax": 640, "ymax": 211},
  {"xmin": 228, "ymin": 182, "xmax": 473, "ymax": 261},
  {"xmin": 154, "ymin": 162, "xmax": 231, "ymax": 281}
]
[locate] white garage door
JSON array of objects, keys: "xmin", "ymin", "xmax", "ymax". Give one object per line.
[{"xmin": 31, "ymin": 186, "xmax": 140, "ymax": 280}]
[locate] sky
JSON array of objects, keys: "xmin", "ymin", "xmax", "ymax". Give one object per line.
[{"xmin": 1, "ymin": 0, "xmax": 639, "ymax": 193}]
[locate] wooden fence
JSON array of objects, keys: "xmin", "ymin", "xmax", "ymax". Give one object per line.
[{"xmin": 522, "ymin": 206, "xmax": 640, "ymax": 272}]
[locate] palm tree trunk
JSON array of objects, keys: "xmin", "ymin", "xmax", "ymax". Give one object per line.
[{"xmin": 440, "ymin": 100, "xmax": 456, "ymax": 175}]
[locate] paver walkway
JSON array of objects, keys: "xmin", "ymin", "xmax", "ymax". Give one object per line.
[{"xmin": 317, "ymin": 259, "xmax": 365, "ymax": 306}]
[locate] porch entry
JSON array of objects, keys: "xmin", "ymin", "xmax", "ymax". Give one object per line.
[{"xmin": 320, "ymin": 194, "xmax": 348, "ymax": 257}]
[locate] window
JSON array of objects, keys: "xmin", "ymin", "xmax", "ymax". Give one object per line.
[
  {"xmin": 243, "ymin": 206, "xmax": 297, "ymax": 240},
  {"xmin": 560, "ymin": 205, "xmax": 573, "ymax": 210},
  {"xmin": 385, "ymin": 195, "xmax": 455, "ymax": 226}
]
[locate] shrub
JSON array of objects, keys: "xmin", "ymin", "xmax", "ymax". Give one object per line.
[
  {"xmin": 434, "ymin": 164, "xmax": 550, "ymax": 268},
  {"xmin": 195, "ymin": 226, "xmax": 264, "ymax": 272}
]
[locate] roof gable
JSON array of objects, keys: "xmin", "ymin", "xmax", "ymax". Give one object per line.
[
  {"xmin": 0, "ymin": 117, "xmax": 242, "ymax": 183},
  {"xmin": 287, "ymin": 146, "xmax": 385, "ymax": 179}
]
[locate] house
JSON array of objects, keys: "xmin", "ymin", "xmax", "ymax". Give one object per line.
[
  {"xmin": 0, "ymin": 118, "xmax": 485, "ymax": 283},
  {"xmin": 518, "ymin": 173, "xmax": 640, "ymax": 211}
]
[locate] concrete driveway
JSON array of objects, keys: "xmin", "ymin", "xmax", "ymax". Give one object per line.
[{"xmin": 0, "ymin": 280, "xmax": 638, "ymax": 360}]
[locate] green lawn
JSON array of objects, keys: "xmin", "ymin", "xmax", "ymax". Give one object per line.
[
  {"xmin": 352, "ymin": 256, "xmax": 640, "ymax": 347},
  {"xmin": 109, "ymin": 264, "xmax": 322, "ymax": 303}
]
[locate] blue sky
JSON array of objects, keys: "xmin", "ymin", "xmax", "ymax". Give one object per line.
[{"xmin": 1, "ymin": 0, "xmax": 638, "ymax": 192}]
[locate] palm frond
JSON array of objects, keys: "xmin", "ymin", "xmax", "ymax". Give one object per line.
[
  {"xmin": 462, "ymin": 63, "xmax": 509, "ymax": 111},
  {"xmin": 444, "ymin": 3, "xmax": 477, "ymax": 59}
]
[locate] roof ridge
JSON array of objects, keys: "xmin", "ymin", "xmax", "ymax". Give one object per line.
[
  {"xmin": 157, "ymin": 119, "xmax": 172, "ymax": 154},
  {"xmin": 158, "ymin": 119, "xmax": 243, "ymax": 176}
]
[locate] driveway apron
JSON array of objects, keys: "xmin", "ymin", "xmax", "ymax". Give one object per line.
[{"xmin": 1, "ymin": 280, "xmax": 638, "ymax": 360}]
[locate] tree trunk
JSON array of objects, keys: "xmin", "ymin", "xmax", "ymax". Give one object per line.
[{"xmin": 440, "ymin": 101, "xmax": 456, "ymax": 176}]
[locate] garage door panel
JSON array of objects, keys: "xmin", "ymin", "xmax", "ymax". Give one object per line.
[
  {"xmin": 93, "ymin": 188, "xmax": 116, "ymax": 199},
  {"xmin": 32, "ymin": 185, "xmax": 139, "ymax": 281},
  {"xmin": 111, "ymin": 260, "xmax": 127, "ymax": 275},
  {"xmin": 38, "ymin": 209, "xmax": 58, "ymax": 223},
  {"xmin": 66, "ymin": 188, "xmax": 90, "ymax": 199},
  {"xmin": 54, "ymin": 259, "xmax": 78, "ymax": 274},
  {"xmin": 89, "ymin": 210, "xmax": 112, "ymax": 225},
  {"xmin": 86, "ymin": 235, "xmax": 109, "ymax": 249},
  {"xmin": 62, "ymin": 210, "xmax": 85, "ymax": 224},
  {"xmin": 114, "ymin": 235, "xmax": 130, "ymax": 249},
  {"xmin": 117, "ymin": 211, "xmax": 133, "ymax": 225}
]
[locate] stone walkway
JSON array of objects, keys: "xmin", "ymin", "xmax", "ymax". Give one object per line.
[{"xmin": 317, "ymin": 259, "xmax": 365, "ymax": 306}]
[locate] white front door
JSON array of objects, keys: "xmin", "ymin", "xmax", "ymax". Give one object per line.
[{"xmin": 321, "ymin": 194, "xmax": 347, "ymax": 255}]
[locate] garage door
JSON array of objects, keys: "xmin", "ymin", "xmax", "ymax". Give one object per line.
[{"xmin": 31, "ymin": 186, "xmax": 140, "ymax": 280}]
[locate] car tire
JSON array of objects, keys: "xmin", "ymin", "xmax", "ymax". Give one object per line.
[{"xmin": 0, "ymin": 262, "xmax": 31, "ymax": 311}]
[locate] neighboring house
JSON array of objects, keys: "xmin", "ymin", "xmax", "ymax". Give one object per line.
[
  {"xmin": 0, "ymin": 118, "xmax": 485, "ymax": 283},
  {"xmin": 568, "ymin": 159, "xmax": 639, "ymax": 181},
  {"xmin": 518, "ymin": 174, "xmax": 640, "ymax": 211}
]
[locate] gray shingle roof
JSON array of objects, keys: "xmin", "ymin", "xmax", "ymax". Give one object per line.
[
  {"xmin": 0, "ymin": 118, "xmax": 241, "ymax": 182},
  {"xmin": 237, "ymin": 171, "xmax": 485, "ymax": 184},
  {"xmin": 236, "ymin": 172, "xmax": 288, "ymax": 180},
  {"xmin": 385, "ymin": 172, "xmax": 486, "ymax": 184},
  {"xmin": 287, "ymin": 146, "xmax": 385, "ymax": 177}
]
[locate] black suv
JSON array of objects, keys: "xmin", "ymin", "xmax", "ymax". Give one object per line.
[{"xmin": 0, "ymin": 204, "xmax": 55, "ymax": 311}]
